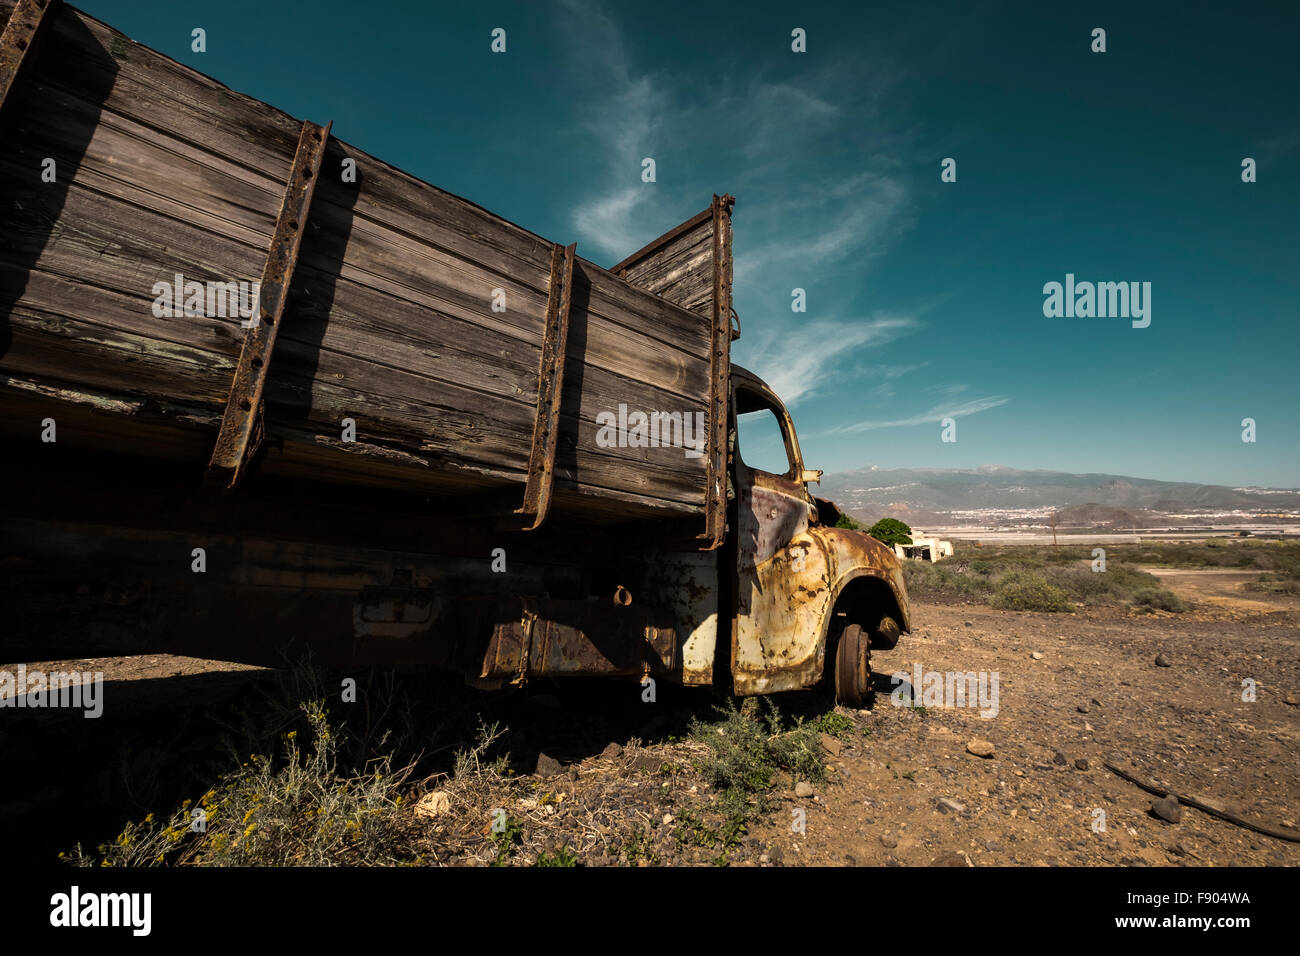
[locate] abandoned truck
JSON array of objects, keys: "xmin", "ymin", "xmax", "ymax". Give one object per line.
[{"xmin": 0, "ymin": 0, "xmax": 910, "ymax": 704}]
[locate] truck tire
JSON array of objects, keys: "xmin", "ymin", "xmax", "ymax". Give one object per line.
[{"xmin": 834, "ymin": 623, "xmax": 872, "ymax": 706}]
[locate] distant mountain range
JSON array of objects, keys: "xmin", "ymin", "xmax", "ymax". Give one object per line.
[{"xmin": 817, "ymin": 465, "xmax": 1300, "ymax": 528}]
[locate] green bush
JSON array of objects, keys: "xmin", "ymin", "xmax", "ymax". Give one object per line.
[
  {"xmin": 1130, "ymin": 588, "xmax": 1188, "ymax": 612},
  {"xmin": 684, "ymin": 698, "xmax": 827, "ymax": 853},
  {"xmin": 1039, "ymin": 564, "xmax": 1161, "ymax": 605},
  {"xmin": 989, "ymin": 571, "xmax": 1073, "ymax": 612}
]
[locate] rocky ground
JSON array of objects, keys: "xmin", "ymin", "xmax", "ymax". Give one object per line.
[
  {"xmin": 3, "ymin": 567, "xmax": 1297, "ymax": 866},
  {"xmin": 750, "ymin": 595, "xmax": 1298, "ymax": 867}
]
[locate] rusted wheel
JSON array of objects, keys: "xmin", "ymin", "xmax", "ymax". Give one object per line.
[
  {"xmin": 873, "ymin": 615, "xmax": 902, "ymax": 650},
  {"xmin": 834, "ymin": 623, "xmax": 871, "ymax": 706}
]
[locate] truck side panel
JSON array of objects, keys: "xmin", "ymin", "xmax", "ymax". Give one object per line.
[{"xmin": 0, "ymin": 0, "xmax": 718, "ymax": 523}]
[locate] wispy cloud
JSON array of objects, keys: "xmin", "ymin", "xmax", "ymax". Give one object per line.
[
  {"xmin": 554, "ymin": 0, "xmax": 911, "ymax": 269},
  {"xmin": 734, "ymin": 170, "xmax": 910, "ymax": 288},
  {"xmin": 554, "ymin": 2, "xmax": 958, "ymax": 432},
  {"xmin": 557, "ymin": 0, "xmax": 669, "ymax": 257},
  {"xmin": 1257, "ymin": 127, "xmax": 1300, "ymax": 164},
  {"xmin": 743, "ymin": 316, "xmax": 919, "ymax": 406},
  {"xmin": 865, "ymin": 361, "xmax": 931, "ymax": 400},
  {"xmin": 830, "ymin": 394, "xmax": 1010, "ymax": 433}
]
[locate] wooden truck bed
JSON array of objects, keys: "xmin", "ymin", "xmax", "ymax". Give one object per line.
[{"xmin": 0, "ymin": 0, "xmax": 733, "ymax": 542}]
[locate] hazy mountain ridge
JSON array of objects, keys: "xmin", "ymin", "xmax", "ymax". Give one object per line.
[{"xmin": 818, "ymin": 465, "xmax": 1300, "ymax": 526}]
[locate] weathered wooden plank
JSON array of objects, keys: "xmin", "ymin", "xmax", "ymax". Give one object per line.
[
  {"xmin": 614, "ymin": 205, "xmax": 716, "ymax": 316},
  {"xmin": 1, "ymin": 149, "xmax": 711, "ymax": 442},
  {"xmin": 16, "ymin": 79, "xmax": 283, "ymax": 240},
  {"xmin": 311, "ymin": 180, "xmax": 716, "ymax": 359},
  {"xmin": 0, "ymin": 262, "xmax": 242, "ymax": 363},
  {"xmin": 1, "ymin": 258, "xmax": 708, "ymax": 497},
  {"xmin": 264, "ymin": 359, "xmax": 708, "ymax": 502},
  {"xmin": 607, "ymin": 198, "xmax": 738, "ymax": 544},
  {"xmin": 261, "ymin": 432, "xmax": 703, "ymax": 521},
  {"xmin": 1, "ymin": 281, "xmax": 707, "ymax": 509},
  {"xmin": 0, "ymin": 373, "xmax": 221, "ymax": 465},
  {"xmin": 290, "ymin": 221, "xmax": 710, "ymax": 403},
  {"xmin": 1, "ymin": 308, "xmax": 235, "ymax": 404},
  {"xmin": 37, "ymin": 1, "xmax": 303, "ymax": 180},
  {"xmin": 1, "ymin": 173, "xmax": 271, "ymax": 325},
  {"xmin": 286, "ymin": 256, "xmax": 709, "ymax": 405},
  {"xmin": 0, "ymin": 349, "xmax": 707, "ymax": 519},
  {"xmin": 579, "ymin": 259, "xmax": 713, "ymax": 352},
  {"xmin": 260, "ymin": 386, "xmax": 706, "ymax": 508},
  {"xmin": 612, "ymin": 207, "xmax": 712, "ymax": 271},
  {"xmin": 15, "ymin": 0, "xmax": 718, "ymax": 363},
  {"xmin": 2, "ymin": 250, "xmax": 707, "ymax": 515},
  {"xmin": 620, "ymin": 231, "xmax": 712, "ymax": 297},
  {"xmin": 0, "ymin": 325, "xmax": 704, "ymax": 509}
]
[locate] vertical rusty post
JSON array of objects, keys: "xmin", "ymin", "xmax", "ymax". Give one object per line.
[
  {"xmin": 208, "ymin": 119, "xmax": 331, "ymax": 488},
  {"xmin": 517, "ymin": 241, "xmax": 577, "ymax": 529},
  {"xmin": 699, "ymin": 194, "xmax": 734, "ymax": 550},
  {"xmin": 0, "ymin": 0, "xmax": 58, "ymax": 130}
]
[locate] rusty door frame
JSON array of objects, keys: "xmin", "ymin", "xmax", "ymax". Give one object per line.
[
  {"xmin": 723, "ymin": 368, "xmax": 912, "ymax": 694},
  {"xmin": 726, "ymin": 368, "xmax": 831, "ymax": 693}
]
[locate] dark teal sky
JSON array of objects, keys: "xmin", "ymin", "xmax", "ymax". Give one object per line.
[{"xmin": 82, "ymin": 1, "xmax": 1299, "ymax": 486}]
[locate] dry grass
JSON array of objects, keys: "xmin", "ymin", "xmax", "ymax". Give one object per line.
[
  {"xmin": 66, "ymin": 697, "xmax": 418, "ymax": 866},
  {"xmin": 64, "ymin": 657, "xmax": 842, "ymax": 867}
]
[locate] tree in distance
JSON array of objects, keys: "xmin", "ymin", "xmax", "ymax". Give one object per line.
[{"xmin": 867, "ymin": 518, "xmax": 913, "ymax": 547}]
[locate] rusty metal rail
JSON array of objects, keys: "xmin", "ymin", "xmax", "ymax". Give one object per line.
[
  {"xmin": 0, "ymin": 0, "xmax": 58, "ymax": 128},
  {"xmin": 516, "ymin": 241, "xmax": 577, "ymax": 529},
  {"xmin": 208, "ymin": 119, "xmax": 331, "ymax": 488},
  {"xmin": 699, "ymin": 193, "xmax": 734, "ymax": 550}
]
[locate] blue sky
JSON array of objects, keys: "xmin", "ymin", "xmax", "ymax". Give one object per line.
[{"xmin": 84, "ymin": 1, "xmax": 1300, "ymax": 487}]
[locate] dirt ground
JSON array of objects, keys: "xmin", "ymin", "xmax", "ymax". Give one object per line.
[
  {"xmin": 750, "ymin": 582, "xmax": 1299, "ymax": 867},
  {"xmin": 3, "ymin": 567, "xmax": 1297, "ymax": 866}
]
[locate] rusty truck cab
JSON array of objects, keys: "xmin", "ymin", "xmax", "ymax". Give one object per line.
[{"xmin": 726, "ymin": 365, "xmax": 910, "ymax": 703}]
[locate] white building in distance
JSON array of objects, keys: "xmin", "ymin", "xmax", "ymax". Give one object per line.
[{"xmin": 894, "ymin": 532, "xmax": 953, "ymax": 563}]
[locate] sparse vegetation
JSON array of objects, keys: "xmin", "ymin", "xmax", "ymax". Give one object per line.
[
  {"xmin": 1244, "ymin": 548, "xmax": 1300, "ymax": 594},
  {"xmin": 63, "ymin": 654, "xmax": 851, "ymax": 869},
  {"xmin": 621, "ymin": 827, "xmax": 661, "ymax": 866},
  {"xmin": 989, "ymin": 570, "xmax": 1074, "ymax": 612},
  {"xmin": 898, "ymin": 539, "xmax": 1300, "ymax": 612},
  {"xmin": 1248, "ymin": 575, "xmax": 1300, "ymax": 595},
  {"xmin": 489, "ymin": 813, "xmax": 524, "ymax": 866},
  {"xmin": 66, "ymin": 697, "xmax": 416, "ymax": 867},
  {"xmin": 535, "ymin": 844, "xmax": 579, "ymax": 867},
  {"xmin": 1130, "ymin": 587, "xmax": 1188, "ymax": 613},
  {"xmin": 1104, "ymin": 538, "xmax": 1300, "ymax": 572},
  {"xmin": 813, "ymin": 711, "xmax": 854, "ymax": 740},
  {"xmin": 682, "ymin": 698, "xmax": 828, "ymax": 854}
]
